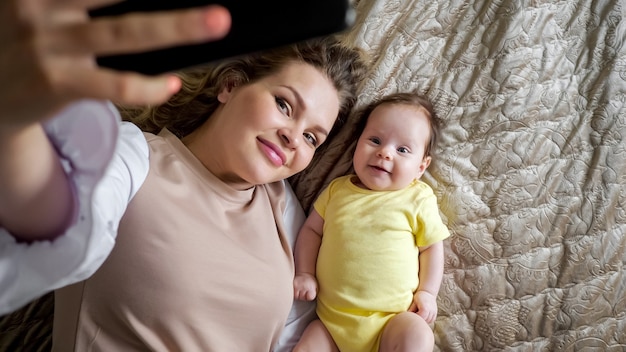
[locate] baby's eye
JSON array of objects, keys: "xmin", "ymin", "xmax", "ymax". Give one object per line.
[
  {"xmin": 275, "ymin": 96, "xmax": 292, "ymax": 116},
  {"xmin": 304, "ymin": 132, "xmax": 318, "ymax": 147},
  {"xmin": 397, "ymin": 146, "xmax": 410, "ymax": 154},
  {"xmin": 369, "ymin": 137, "xmax": 381, "ymax": 145}
]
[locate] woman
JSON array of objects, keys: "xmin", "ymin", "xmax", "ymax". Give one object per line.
[
  {"xmin": 50, "ymin": 37, "xmax": 367, "ymax": 351},
  {"xmin": 1, "ymin": 0, "xmax": 369, "ymax": 350}
]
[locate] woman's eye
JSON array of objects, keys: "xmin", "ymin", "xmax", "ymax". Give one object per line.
[
  {"xmin": 275, "ymin": 96, "xmax": 291, "ymax": 116},
  {"xmin": 304, "ymin": 133, "xmax": 318, "ymax": 147},
  {"xmin": 398, "ymin": 147, "xmax": 410, "ymax": 153}
]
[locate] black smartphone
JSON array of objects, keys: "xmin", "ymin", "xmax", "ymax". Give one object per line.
[{"xmin": 90, "ymin": 0, "xmax": 355, "ymax": 75}]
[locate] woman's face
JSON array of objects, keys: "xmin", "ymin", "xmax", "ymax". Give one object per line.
[{"xmin": 187, "ymin": 61, "xmax": 340, "ymax": 190}]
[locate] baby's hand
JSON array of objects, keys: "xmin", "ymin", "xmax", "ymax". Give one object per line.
[
  {"xmin": 293, "ymin": 273, "xmax": 318, "ymax": 301},
  {"xmin": 408, "ymin": 290, "xmax": 438, "ymax": 324}
]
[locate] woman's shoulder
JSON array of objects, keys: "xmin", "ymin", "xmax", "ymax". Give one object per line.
[{"xmin": 117, "ymin": 121, "xmax": 150, "ymax": 159}]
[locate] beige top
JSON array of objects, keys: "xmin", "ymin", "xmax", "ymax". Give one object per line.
[{"xmin": 53, "ymin": 128, "xmax": 294, "ymax": 351}]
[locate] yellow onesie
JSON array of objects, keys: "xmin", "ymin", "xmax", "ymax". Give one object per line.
[{"xmin": 314, "ymin": 175, "xmax": 450, "ymax": 352}]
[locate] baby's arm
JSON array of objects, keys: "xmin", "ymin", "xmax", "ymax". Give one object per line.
[
  {"xmin": 409, "ymin": 241, "xmax": 444, "ymax": 323},
  {"xmin": 293, "ymin": 210, "xmax": 325, "ymax": 301}
]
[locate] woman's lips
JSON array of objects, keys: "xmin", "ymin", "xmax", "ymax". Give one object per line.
[{"xmin": 258, "ymin": 138, "xmax": 286, "ymax": 167}]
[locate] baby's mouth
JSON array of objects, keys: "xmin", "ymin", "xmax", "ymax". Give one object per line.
[{"xmin": 370, "ymin": 165, "xmax": 389, "ymax": 173}]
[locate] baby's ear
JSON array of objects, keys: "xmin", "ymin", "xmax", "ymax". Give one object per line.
[{"xmin": 416, "ymin": 156, "xmax": 432, "ymax": 178}]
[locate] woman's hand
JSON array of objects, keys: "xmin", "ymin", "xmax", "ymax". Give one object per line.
[
  {"xmin": 0, "ymin": 0, "xmax": 230, "ymax": 241},
  {"xmin": 0, "ymin": 0, "xmax": 231, "ymax": 129}
]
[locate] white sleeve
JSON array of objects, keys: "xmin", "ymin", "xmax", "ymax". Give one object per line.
[
  {"xmin": 0, "ymin": 100, "xmax": 149, "ymax": 315},
  {"xmin": 273, "ymin": 180, "xmax": 317, "ymax": 352}
]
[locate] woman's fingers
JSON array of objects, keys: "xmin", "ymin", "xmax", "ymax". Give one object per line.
[
  {"xmin": 45, "ymin": 0, "xmax": 127, "ymax": 12},
  {"xmin": 45, "ymin": 6, "xmax": 231, "ymax": 57},
  {"xmin": 8, "ymin": 0, "xmax": 115, "ymax": 26},
  {"xmin": 55, "ymin": 65, "xmax": 183, "ymax": 105}
]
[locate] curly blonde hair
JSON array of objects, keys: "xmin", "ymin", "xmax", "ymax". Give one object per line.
[{"xmin": 119, "ymin": 36, "xmax": 369, "ymax": 143}]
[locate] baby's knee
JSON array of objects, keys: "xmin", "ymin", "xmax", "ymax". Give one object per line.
[{"xmin": 380, "ymin": 312, "xmax": 434, "ymax": 352}]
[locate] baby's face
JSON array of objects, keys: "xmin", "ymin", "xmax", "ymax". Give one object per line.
[{"xmin": 352, "ymin": 103, "xmax": 432, "ymax": 191}]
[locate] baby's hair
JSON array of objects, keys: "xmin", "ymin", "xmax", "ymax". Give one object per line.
[{"xmin": 355, "ymin": 92, "xmax": 442, "ymax": 157}]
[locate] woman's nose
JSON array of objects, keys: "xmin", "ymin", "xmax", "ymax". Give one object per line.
[{"xmin": 279, "ymin": 128, "xmax": 300, "ymax": 149}]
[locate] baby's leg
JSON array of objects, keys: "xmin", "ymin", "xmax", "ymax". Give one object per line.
[
  {"xmin": 379, "ymin": 312, "xmax": 434, "ymax": 352},
  {"xmin": 293, "ymin": 319, "xmax": 339, "ymax": 352}
]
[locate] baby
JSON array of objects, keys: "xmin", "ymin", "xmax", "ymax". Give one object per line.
[{"xmin": 292, "ymin": 92, "xmax": 450, "ymax": 352}]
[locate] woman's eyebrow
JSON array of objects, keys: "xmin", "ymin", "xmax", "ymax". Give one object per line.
[
  {"xmin": 282, "ymin": 85, "xmax": 307, "ymax": 111},
  {"xmin": 313, "ymin": 125, "xmax": 329, "ymax": 138}
]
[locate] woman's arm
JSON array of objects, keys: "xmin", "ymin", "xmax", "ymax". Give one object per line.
[
  {"xmin": 0, "ymin": 124, "xmax": 74, "ymax": 241},
  {"xmin": 0, "ymin": 102, "xmax": 149, "ymax": 315},
  {"xmin": 0, "ymin": 0, "xmax": 231, "ymax": 315}
]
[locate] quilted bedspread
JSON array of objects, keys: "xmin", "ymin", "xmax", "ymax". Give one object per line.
[{"xmin": 291, "ymin": 0, "xmax": 626, "ymax": 350}]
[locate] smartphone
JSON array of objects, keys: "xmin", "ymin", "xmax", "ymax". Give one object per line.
[{"xmin": 90, "ymin": 0, "xmax": 355, "ymax": 75}]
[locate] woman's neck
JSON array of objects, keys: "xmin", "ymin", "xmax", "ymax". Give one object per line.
[{"xmin": 181, "ymin": 123, "xmax": 254, "ymax": 191}]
